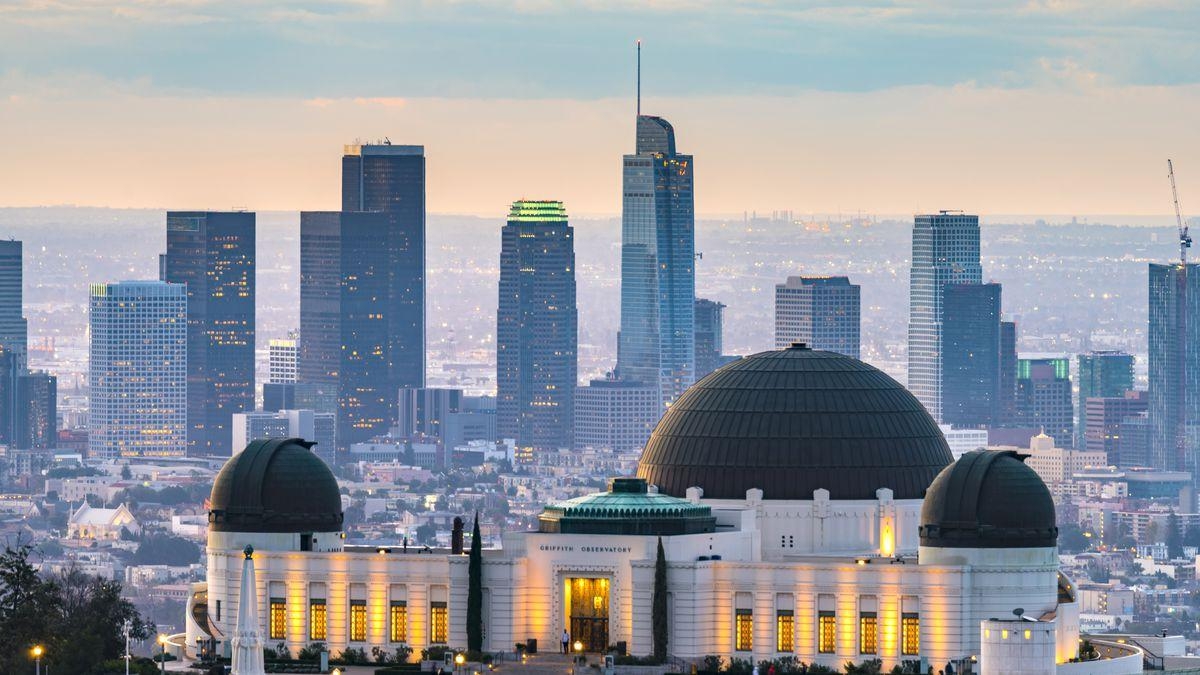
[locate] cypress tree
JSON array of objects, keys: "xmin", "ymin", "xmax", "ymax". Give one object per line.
[
  {"xmin": 652, "ymin": 537, "xmax": 668, "ymax": 662},
  {"xmin": 1167, "ymin": 510, "xmax": 1184, "ymax": 560},
  {"xmin": 467, "ymin": 512, "xmax": 484, "ymax": 652}
]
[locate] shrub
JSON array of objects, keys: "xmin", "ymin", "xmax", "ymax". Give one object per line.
[
  {"xmin": 421, "ymin": 645, "xmax": 452, "ymax": 662},
  {"xmin": 337, "ymin": 647, "xmax": 371, "ymax": 664},
  {"xmin": 297, "ymin": 642, "xmax": 327, "ymax": 661}
]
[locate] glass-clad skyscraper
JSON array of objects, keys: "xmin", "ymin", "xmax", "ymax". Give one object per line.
[
  {"xmin": 774, "ymin": 276, "xmax": 861, "ymax": 358},
  {"xmin": 0, "ymin": 240, "xmax": 27, "ymax": 366},
  {"xmin": 907, "ymin": 212, "xmax": 982, "ymax": 422},
  {"xmin": 89, "ymin": 281, "xmax": 187, "ymax": 459},
  {"xmin": 940, "ymin": 283, "xmax": 1001, "ymax": 428},
  {"xmin": 617, "ymin": 115, "xmax": 695, "ymax": 407},
  {"xmin": 1148, "ymin": 263, "xmax": 1200, "ymax": 477},
  {"xmin": 1077, "ymin": 350, "xmax": 1134, "ymax": 448},
  {"xmin": 300, "ymin": 211, "xmax": 402, "ymax": 449},
  {"xmin": 162, "ymin": 211, "xmax": 255, "ymax": 457},
  {"xmin": 496, "ymin": 200, "xmax": 577, "ymax": 452},
  {"xmin": 341, "ymin": 143, "xmax": 425, "ymax": 392}
]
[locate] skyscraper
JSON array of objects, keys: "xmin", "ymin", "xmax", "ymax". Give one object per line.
[
  {"xmin": 907, "ymin": 212, "xmax": 982, "ymax": 422},
  {"xmin": 694, "ymin": 298, "xmax": 725, "ymax": 380},
  {"xmin": 940, "ymin": 283, "xmax": 1002, "ymax": 428},
  {"xmin": 0, "ymin": 241, "xmax": 27, "ymax": 368},
  {"xmin": 161, "ymin": 211, "xmax": 255, "ymax": 457},
  {"xmin": 1076, "ymin": 351, "xmax": 1135, "ymax": 447},
  {"xmin": 574, "ymin": 376, "xmax": 660, "ymax": 453},
  {"xmin": 496, "ymin": 200, "xmax": 577, "ymax": 452},
  {"xmin": 88, "ymin": 281, "xmax": 187, "ymax": 459},
  {"xmin": 617, "ymin": 115, "xmax": 695, "ymax": 406},
  {"xmin": 774, "ymin": 276, "xmax": 861, "ymax": 358},
  {"xmin": 1148, "ymin": 263, "xmax": 1200, "ymax": 476},
  {"xmin": 1015, "ymin": 357, "xmax": 1074, "ymax": 446},
  {"xmin": 1084, "ymin": 391, "xmax": 1148, "ymax": 466},
  {"xmin": 342, "ymin": 143, "xmax": 425, "ymax": 392},
  {"xmin": 300, "ymin": 211, "xmax": 404, "ymax": 448},
  {"xmin": 999, "ymin": 320, "xmax": 1018, "ymax": 425},
  {"xmin": 15, "ymin": 371, "xmax": 55, "ymax": 449}
]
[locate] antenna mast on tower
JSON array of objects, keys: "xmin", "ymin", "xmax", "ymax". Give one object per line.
[{"xmin": 636, "ymin": 39, "xmax": 642, "ymax": 117}]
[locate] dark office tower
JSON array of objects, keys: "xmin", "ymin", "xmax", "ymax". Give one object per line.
[
  {"xmin": 300, "ymin": 211, "xmax": 405, "ymax": 449},
  {"xmin": 999, "ymin": 320, "xmax": 1018, "ymax": 424},
  {"xmin": 940, "ymin": 283, "xmax": 1002, "ymax": 428},
  {"xmin": 0, "ymin": 347, "xmax": 16, "ymax": 445},
  {"xmin": 397, "ymin": 387, "xmax": 463, "ymax": 440},
  {"xmin": 1085, "ymin": 391, "xmax": 1148, "ymax": 466},
  {"xmin": 774, "ymin": 276, "xmax": 861, "ymax": 358},
  {"xmin": 1148, "ymin": 263, "xmax": 1200, "ymax": 476},
  {"xmin": 1015, "ymin": 357, "xmax": 1074, "ymax": 445},
  {"xmin": 1077, "ymin": 351, "xmax": 1135, "ymax": 447},
  {"xmin": 617, "ymin": 115, "xmax": 695, "ymax": 407},
  {"xmin": 694, "ymin": 298, "xmax": 725, "ymax": 380},
  {"xmin": 907, "ymin": 212, "xmax": 982, "ymax": 422},
  {"xmin": 161, "ymin": 211, "xmax": 255, "ymax": 457},
  {"xmin": 15, "ymin": 371, "xmax": 55, "ymax": 449},
  {"xmin": 0, "ymin": 240, "xmax": 28, "ymax": 366},
  {"xmin": 341, "ymin": 143, "xmax": 425, "ymax": 392},
  {"xmin": 496, "ymin": 201, "xmax": 577, "ymax": 452}
]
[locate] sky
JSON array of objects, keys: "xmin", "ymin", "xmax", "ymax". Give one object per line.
[{"xmin": 2, "ymin": 0, "xmax": 1200, "ymax": 217}]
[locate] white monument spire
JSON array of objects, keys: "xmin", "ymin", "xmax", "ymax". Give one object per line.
[{"xmin": 231, "ymin": 545, "xmax": 266, "ymax": 675}]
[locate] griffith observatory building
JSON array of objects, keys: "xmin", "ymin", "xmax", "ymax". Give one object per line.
[{"xmin": 185, "ymin": 345, "xmax": 1133, "ymax": 674}]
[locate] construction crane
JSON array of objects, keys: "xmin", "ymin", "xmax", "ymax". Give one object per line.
[{"xmin": 1168, "ymin": 159, "xmax": 1192, "ymax": 264}]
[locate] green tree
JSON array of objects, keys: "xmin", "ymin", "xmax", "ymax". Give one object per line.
[
  {"xmin": 1167, "ymin": 511, "xmax": 1184, "ymax": 560},
  {"xmin": 133, "ymin": 534, "xmax": 201, "ymax": 565},
  {"xmin": 652, "ymin": 537, "xmax": 668, "ymax": 662},
  {"xmin": 1058, "ymin": 524, "xmax": 1090, "ymax": 553},
  {"xmin": 467, "ymin": 513, "xmax": 484, "ymax": 652}
]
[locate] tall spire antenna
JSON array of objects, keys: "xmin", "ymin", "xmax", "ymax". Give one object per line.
[{"xmin": 636, "ymin": 39, "xmax": 642, "ymax": 117}]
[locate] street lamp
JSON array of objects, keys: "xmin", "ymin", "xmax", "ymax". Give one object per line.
[
  {"xmin": 455, "ymin": 652, "xmax": 466, "ymax": 675},
  {"xmin": 157, "ymin": 634, "xmax": 168, "ymax": 675},
  {"xmin": 31, "ymin": 645, "xmax": 43, "ymax": 675},
  {"xmin": 574, "ymin": 640, "xmax": 583, "ymax": 663}
]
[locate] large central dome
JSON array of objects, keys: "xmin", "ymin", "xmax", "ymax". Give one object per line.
[{"xmin": 637, "ymin": 344, "xmax": 953, "ymax": 500}]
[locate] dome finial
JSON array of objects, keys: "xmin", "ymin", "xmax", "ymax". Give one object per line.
[
  {"xmin": 788, "ymin": 341, "xmax": 809, "ymax": 350},
  {"xmin": 243, "ymin": 544, "xmax": 254, "ymax": 559}
]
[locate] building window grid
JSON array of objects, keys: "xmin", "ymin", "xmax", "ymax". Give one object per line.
[
  {"xmin": 859, "ymin": 612, "xmax": 877, "ymax": 654},
  {"xmin": 390, "ymin": 601, "xmax": 408, "ymax": 643},
  {"xmin": 735, "ymin": 609, "xmax": 753, "ymax": 651},
  {"xmin": 776, "ymin": 610, "xmax": 793, "ymax": 652},
  {"xmin": 818, "ymin": 611, "xmax": 836, "ymax": 654},
  {"xmin": 901, "ymin": 613, "xmax": 920, "ymax": 655},
  {"xmin": 269, "ymin": 599, "xmax": 286, "ymax": 640},
  {"xmin": 430, "ymin": 602, "xmax": 448, "ymax": 644},
  {"xmin": 309, "ymin": 600, "xmax": 327, "ymax": 640},
  {"xmin": 350, "ymin": 600, "xmax": 367, "ymax": 642}
]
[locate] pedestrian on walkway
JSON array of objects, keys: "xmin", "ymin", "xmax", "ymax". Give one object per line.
[{"xmin": 562, "ymin": 629, "xmax": 570, "ymax": 654}]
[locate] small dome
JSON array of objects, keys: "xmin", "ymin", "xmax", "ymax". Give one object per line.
[
  {"xmin": 538, "ymin": 478, "xmax": 715, "ymax": 536},
  {"xmin": 209, "ymin": 438, "xmax": 343, "ymax": 533},
  {"xmin": 919, "ymin": 450, "xmax": 1058, "ymax": 549},
  {"xmin": 637, "ymin": 345, "xmax": 953, "ymax": 500}
]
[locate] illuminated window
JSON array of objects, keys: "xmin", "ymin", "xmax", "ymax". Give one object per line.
[
  {"xmin": 901, "ymin": 613, "xmax": 919, "ymax": 655},
  {"xmin": 818, "ymin": 611, "xmax": 836, "ymax": 654},
  {"xmin": 269, "ymin": 598, "xmax": 286, "ymax": 640},
  {"xmin": 350, "ymin": 600, "xmax": 367, "ymax": 642},
  {"xmin": 735, "ymin": 609, "xmax": 753, "ymax": 651},
  {"xmin": 859, "ymin": 612, "xmax": 877, "ymax": 654},
  {"xmin": 390, "ymin": 601, "xmax": 408, "ymax": 643},
  {"xmin": 431, "ymin": 602, "xmax": 448, "ymax": 644},
  {"xmin": 775, "ymin": 610, "xmax": 793, "ymax": 652},
  {"xmin": 309, "ymin": 600, "xmax": 327, "ymax": 640}
]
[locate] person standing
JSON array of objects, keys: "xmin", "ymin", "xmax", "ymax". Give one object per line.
[{"xmin": 562, "ymin": 629, "xmax": 570, "ymax": 654}]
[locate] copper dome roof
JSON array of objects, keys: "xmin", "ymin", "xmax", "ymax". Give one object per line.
[{"xmin": 636, "ymin": 345, "xmax": 953, "ymax": 500}]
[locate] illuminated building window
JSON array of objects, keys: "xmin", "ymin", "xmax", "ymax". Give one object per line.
[
  {"xmin": 818, "ymin": 611, "xmax": 836, "ymax": 654},
  {"xmin": 269, "ymin": 598, "xmax": 286, "ymax": 640},
  {"xmin": 390, "ymin": 601, "xmax": 408, "ymax": 643},
  {"xmin": 309, "ymin": 600, "xmax": 327, "ymax": 640},
  {"xmin": 859, "ymin": 612, "xmax": 877, "ymax": 654},
  {"xmin": 431, "ymin": 602, "xmax": 448, "ymax": 644},
  {"xmin": 735, "ymin": 609, "xmax": 753, "ymax": 651},
  {"xmin": 350, "ymin": 600, "xmax": 367, "ymax": 642},
  {"xmin": 901, "ymin": 613, "xmax": 920, "ymax": 655},
  {"xmin": 776, "ymin": 610, "xmax": 793, "ymax": 652}
]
